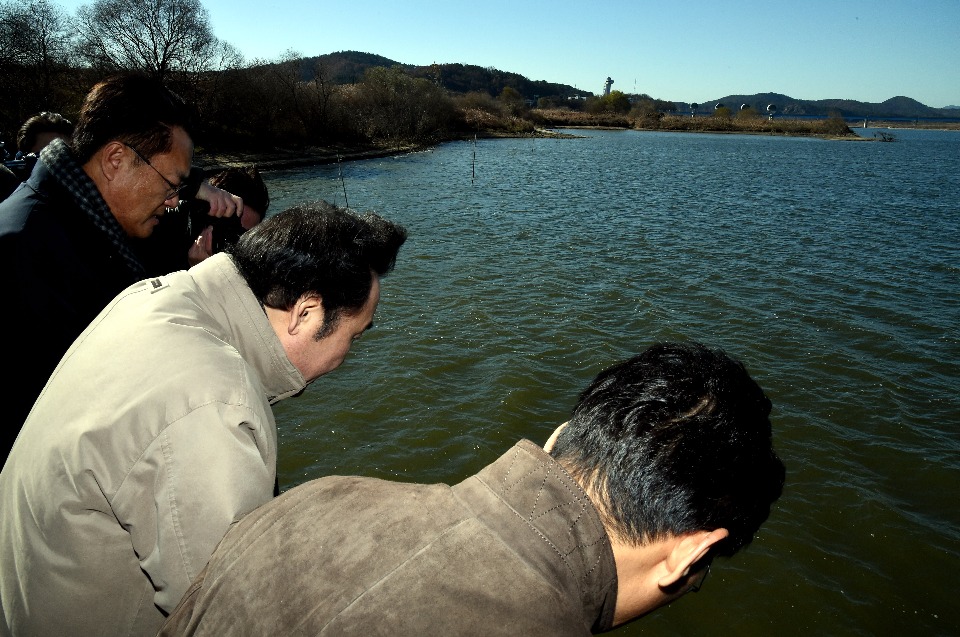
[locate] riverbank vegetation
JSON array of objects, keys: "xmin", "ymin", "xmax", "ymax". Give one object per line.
[{"xmin": 531, "ymin": 105, "xmax": 857, "ymax": 138}]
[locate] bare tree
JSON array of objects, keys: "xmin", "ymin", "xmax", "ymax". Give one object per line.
[
  {"xmin": 350, "ymin": 66, "xmax": 455, "ymax": 147},
  {"xmin": 0, "ymin": 0, "xmax": 77, "ymax": 139},
  {"xmin": 1, "ymin": 0, "xmax": 72, "ymax": 67},
  {"xmin": 267, "ymin": 50, "xmax": 338, "ymax": 142},
  {"xmin": 204, "ymin": 38, "xmax": 242, "ymax": 74},
  {"xmin": 75, "ymin": 0, "xmax": 221, "ymax": 82}
]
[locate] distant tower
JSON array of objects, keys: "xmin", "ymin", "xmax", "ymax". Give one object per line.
[{"xmin": 604, "ymin": 77, "xmax": 614, "ymax": 96}]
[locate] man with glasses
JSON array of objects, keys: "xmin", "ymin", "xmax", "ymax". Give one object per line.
[
  {"xmin": 160, "ymin": 342, "xmax": 786, "ymax": 636},
  {"xmin": 0, "ymin": 74, "xmax": 241, "ymax": 458}
]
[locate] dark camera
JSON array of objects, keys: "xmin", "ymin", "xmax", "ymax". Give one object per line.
[
  {"xmin": 186, "ymin": 201, "xmax": 245, "ymax": 254},
  {"xmin": 209, "ymin": 215, "xmax": 245, "ymax": 253}
]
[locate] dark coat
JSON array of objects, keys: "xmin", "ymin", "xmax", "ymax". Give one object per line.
[
  {"xmin": 160, "ymin": 440, "xmax": 619, "ymax": 636},
  {"xmin": 0, "ymin": 160, "xmax": 142, "ymax": 457},
  {"xmin": 0, "ymin": 163, "xmax": 20, "ymax": 201}
]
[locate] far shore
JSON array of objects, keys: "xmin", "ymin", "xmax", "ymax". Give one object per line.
[
  {"xmin": 855, "ymin": 119, "xmax": 960, "ymax": 130},
  {"xmin": 194, "ymin": 130, "xmax": 577, "ymax": 173},
  {"xmin": 194, "ymin": 116, "xmax": 958, "ymax": 173}
]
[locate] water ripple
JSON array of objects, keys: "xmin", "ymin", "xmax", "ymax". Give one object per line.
[{"xmin": 267, "ymin": 128, "xmax": 960, "ymax": 636}]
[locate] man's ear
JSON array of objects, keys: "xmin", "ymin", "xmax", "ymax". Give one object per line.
[
  {"xmin": 657, "ymin": 528, "xmax": 729, "ymax": 589},
  {"xmin": 543, "ymin": 421, "xmax": 568, "ymax": 452},
  {"xmin": 287, "ymin": 294, "xmax": 324, "ymax": 335},
  {"xmin": 98, "ymin": 141, "xmax": 127, "ymax": 182}
]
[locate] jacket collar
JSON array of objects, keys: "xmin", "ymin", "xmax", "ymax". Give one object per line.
[
  {"xmin": 187, "ymin": 253, "xmax": 305, "ymax": 402},
  {"xmin": 455, "ymin": 439, "xmax": 618, "ymax": 633},
  {"xmin": 39, "ymin": 138, "xmax": 146, "ymax": 280}
]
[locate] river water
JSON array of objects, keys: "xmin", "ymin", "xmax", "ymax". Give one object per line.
[{"xmin": 262, "ymin": 127, "xmax": 959, "ymax": 636}]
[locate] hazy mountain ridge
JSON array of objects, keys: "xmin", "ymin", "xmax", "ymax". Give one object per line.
[
  {"xmin": 692, "ymin": 93, "xmax": 956, "ymax": 118},
  {"xmin": 287, "ymin": 52, "xmax": 956, "ymax": 119}
]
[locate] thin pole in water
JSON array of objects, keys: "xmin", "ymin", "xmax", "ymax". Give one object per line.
[
  {"xmin": 337, "ymin": 153, "xmax": 349, "ymax": 209},
  {"xmin": 471, "ymin": 134, "xmax": 476, "ymax": 185}
]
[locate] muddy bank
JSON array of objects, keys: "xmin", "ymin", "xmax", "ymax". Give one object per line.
[
  {"xmin": 193, "ymin": 144, "xmax": 418, "ymax": 173},
  {"xmin": 193, "ymin": 129, "xmax": 578, "ymax": 173}
]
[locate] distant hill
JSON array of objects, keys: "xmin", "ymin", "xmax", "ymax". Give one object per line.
[
  {"xmin": 407, "ymin": 62, "xmax": 592, "ymax": 100},
  {"xmin": 685, "ymin": 93, "xmax": 957, "ymax": 119},
  {"xmin": 286, "ymin": 50, "xmax": 591, "ymax": 100},
  {"xmin": 299, "ymin": 51, "xmax": 405, "ymax": 84},
  {"xmin": 266, "ymin": 51, "xmax": 954, "ymax": 119}
]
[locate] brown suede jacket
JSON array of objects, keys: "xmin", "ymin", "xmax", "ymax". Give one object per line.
[{"xmin": 161, "ymin": 440, "xmax": 619, "ymax": 636}]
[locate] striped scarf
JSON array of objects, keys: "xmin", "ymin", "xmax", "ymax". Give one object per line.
[{"xmin": 39, "ymin": 138, "xmax": 146, "ymax": 280}]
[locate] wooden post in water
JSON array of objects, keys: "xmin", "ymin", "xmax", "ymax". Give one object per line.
[{"xmin": 336, "ymin": 153, "xmax": 349, "ymax": 210}]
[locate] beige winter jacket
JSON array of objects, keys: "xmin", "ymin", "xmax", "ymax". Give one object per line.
[{"xmin": 0, "ymin": 253, "xmax": 305, "ymax": 637}]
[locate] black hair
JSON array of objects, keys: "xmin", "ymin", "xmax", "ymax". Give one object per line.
[
  {"xmin": 229, "ymin": 201, "xmax": 407, "ymax": 335},
  {"xmin": 70, "ymin": 73, "xmax": 193, "ymax": 164},
  {"xmin": 17, "ymin": 112, "xmax": 74, "ymax": 154},
  {"xmin": 549, "ymin": 341, "xmax": 785, "ymax": 556}
]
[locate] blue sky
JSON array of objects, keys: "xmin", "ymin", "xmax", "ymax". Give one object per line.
[{"xmin": 60, "ymin": 0, "xmax": 960, "ymax": 107}]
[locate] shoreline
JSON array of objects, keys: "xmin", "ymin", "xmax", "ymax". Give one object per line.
[
  {"xmin": 193, "ymin": 144, "xmax": 419, "ymax": 173},
  {"xmin": 856, "ymin": 120, "xmax": 960, "ymax": 131},
  {"xmin": 195, "ymin": 118, "xmax": 958, "ymax": 173},
  {"xmin": 195, "ymin": 128, "xmax": 579, "ymax": 173}
]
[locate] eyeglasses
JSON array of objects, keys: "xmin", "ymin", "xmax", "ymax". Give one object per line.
[
  {"xmin": 688, "ymin": 561, "xmax": 711, "ymax": 593},
  {"xmin": 124, "ymin": 143, "xmax": 186, "ymax": 201}
]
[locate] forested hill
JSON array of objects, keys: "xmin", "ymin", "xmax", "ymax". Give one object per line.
[
  {"xmin": 277, "ymin": 51, "xmax": 952, "ymax": 119},
  {"xmin": 307, "ymin": 51, "xmax": 403, "ymax": 84},
  {"xmin": 292, "ymin": 50, "xmax": 592, "ymax": 99}
]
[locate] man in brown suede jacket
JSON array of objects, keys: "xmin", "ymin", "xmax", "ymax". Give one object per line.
[{"xmin": 161, "ymin": 342, "xmax": 785, "ymax": 636}]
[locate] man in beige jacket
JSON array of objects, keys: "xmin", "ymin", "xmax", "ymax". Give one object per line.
[{"xmin": 0, "ymin": 203, "xmax": 407, "ymax": 637}]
